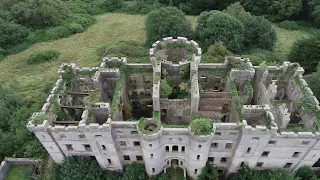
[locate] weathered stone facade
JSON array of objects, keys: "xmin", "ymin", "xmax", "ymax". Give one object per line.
[{"xmin": 27, "ymin": 37, "xmax": 320, "ymax": 179}]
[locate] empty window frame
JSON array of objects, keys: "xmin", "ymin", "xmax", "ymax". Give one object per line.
[
  {"xmin": 302, "ymin": 141, "xmax": 310, "ymax": 145},
  {"xmin": 194, "ymin": 169, "xmax": 198, "ymax": 175},
  {"xmin": 256, "ymin": 162, "xmax": 264, "ymax": 167},
  {"xmin": 268, "ymin": 140, "xmax": 277, "ymax": 145},
  {"xmin": 172, "ymin": 145, "xmax": 178, "ymax": 152},
  {"xmin": 181, "ymin": 146, "xmax": 185, "ymax": 153},
  {"xmin": 211, "ymin": 143, "xmax": 218, "ymax": 148},
  {"xmin": 66, "ymin": 144, "xmax": 73, "ymax": 151},
  {"xmin": 107, "ymin": 159, "xmax": 112, "ymax": 165},
  {"xmin": 136, "ymin": 156, "xmax": 143, "ymax": 161},
  {"xmin": 221, "ymin": 157, "xmax": 227, "ymax": 163},
  {"xmin": 131, "ymin": 131, "xmax": 138, "ymax": 135},
  {"xmin": 150, "ymin": 154, "xmax": 153, "ymax": 159},
  {"xmin": 60, "ymin": 134, "xmax": 66, "ymax": 139},
  {"xmin": 246, "ymin": 147, "xmax": 251, "ymax": 153},
  {"xmin": 292, "ymin": 152, "xmax": 301, "ymax": 158},
  {"xmin": 84, "ymin": 144, "xmax": 92, "ymax": 152},
  {"xmin": 123, "ymin": 155, "xmax": 130, "ymax": 161},
  {"xmin": 252, "ymin": 137, "xmax": 260, "ymax": 140},
  {"xmin": 119, "ymin": 141, "xmax": 126, "ymax": 147},
  {"xmin": 215, "ymin": 132, "xmax": 222, "ymax": 136},
  {"xmin": 208, "ymin": 157, "xmax": 214, "ymax": 164},
  {"xmin": 102, "ymin": 145, "xmax": 106, "ymax": 151},
  {"xmin": 79, "ymin": 134, "xmax": 86, "ymax": 139},
  {"xmin": 134, "ymin": 141, "xmax": 140, "ymax": 147},
  {"xmin": 284, "ymin": 163, "xmax": 293, "ymax": 168},
  {"xmin": 197, "ymin": 155, "xmax": 200, "ymax": 160},
  {"xmin": 225, "ymin": 143, "xmax": 233, "ymax": 149},
  {"xmin": 165, "ymin": 146, "xmax": 169, "ymax": 152},
  {"xmin": 262, "ymin": 151, "xmax": 270, "ymax": 157}
]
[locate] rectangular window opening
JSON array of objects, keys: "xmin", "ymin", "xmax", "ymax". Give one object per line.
[
  {"xmin": 262, "ymin": 151, "xmax": 270, "ymax": 157},
  {"xmin": 84, "ymin": 144, "xmax": 92, "ymax": 152},
  {"xmin": 134, "ymin": 141, "xmax": 140, "ymax": 147},
  {"xmin": 284, "ymin": 163, "xmax": 293, "ymax": 168},
  {"xmin": 221, "ymin": 157, "xmax": 227, "ymax": 163},
  {"xmin": 124, "ymin": 155, "xmax": 130, "ymax": 161},
  {"xmin": 66, "ymin": 144, "xmax": 73, "ymax": 151},
  {"xmin": 136, "ymin": 156, "xmax": 143, "ymax": 161},
  {"xmin": 197, "ymin": 155, "xmax": 200, "ymax": 160},
  {"xmin": 211, "ymin": 143, "xmax": 218, "ymax": 148},
  {"xmin": 268, "ymin": 140, "xmax": 277, "ymax": 145},
  {"xmin": 256, "ymin": 162, "xmax": 263, "ymax": 167},
  {"xmin": 225, "ymin": 143, "xmax": 233, "ymax": 149},
  {"xmin": 107, "ymin": 159, "xmax": 112, "ymax": 165},
  {"xmin": 102, "ymin": 145, "xmax": 106, "ymax": 151}
]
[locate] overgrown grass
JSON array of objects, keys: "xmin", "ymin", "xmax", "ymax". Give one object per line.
[{"xmin": 6, "ymin": 165, "xmax": 34, "ymax": 180}]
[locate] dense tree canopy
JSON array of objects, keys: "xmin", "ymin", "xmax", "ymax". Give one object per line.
[
  {"xmin": 2, "ymin": 0, "xmax": 70, "ymax": 28},
  {"xmin": 241, "ymin": 0, "xmax": 302, "ymax": 21},
  {"xmin": 0, "ymin": 85, "xmax": 44, "ymax": 161},
  {"xmin": 0, "ymin": 18, "xmax": 29, "ymax": 49},
  {"xmin": 288, "ymin": 33, "xmax": 320, "ymax": 73},
  {"xmin": 145, "ymin": 7, "xmax": 192, "ymax": 46},
  {"xmin": 195, "ymin": 11, "xmax": 245, "ymax": 52},
  {"xmin": 244, "ymin": 16, "xmax": 276, "ymax": 50}
]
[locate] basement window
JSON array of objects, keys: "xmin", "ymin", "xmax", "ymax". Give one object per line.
[{"xmin": 256, "ymin": 162, "xmax": 263, "ymax": 167}]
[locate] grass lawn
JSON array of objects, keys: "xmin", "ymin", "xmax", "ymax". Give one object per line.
[
  {"xmin": 0, "ymin": 13, "xmax": 315, "ymax": 101},
  {"xmin": 5, "ymin": 165, "xmax": 33, "ymax": 180}
]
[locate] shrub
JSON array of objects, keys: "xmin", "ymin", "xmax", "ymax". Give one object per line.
[
  {"xmin": 190, "ymin": 118, "xmax": 213, "ymax": 135},
  {"xmin": 105, "ymin": 0, "xmax": 123, "ymax": 12},
  {"xmin": 205, "ymin": 41, "xmax": 231, "ymax": 62},
  {"xmin": 223, "ymin": 2, "xmax": 252, "ymax": 23},
  {"xmin": 27, "ymin": 50, "xmax": 60, "ymax": 64},
  {"xmin": 145, "ymin": 7, "xmax": 192, "ymax": 46},
  {"xmin": 72, "ymin": 14, "xmax": 96, "ymax": 28},
  {"xmin": 66, "ymin": 23, "xmax": 84, "ymax": 33},
  {"xmin": 278, "ymin": 20, "xmax": 300, "ymax": 30},
  {"xmin": 288, "ymin": 33, "xmax": 320, "ymax": 74},
  {"xmin": 244, "ymin": 16, "xmax": 276, "ymax": 50},
  {"xmin": 45, "ymin": 26, "xmax": 72, "ymax": 40},
  {"xmin": 0, "ymin": 47, "xmax": 6, "ymax": 60},
  {"xmin": 195, "ymin": 11, "xmax": 245, "ymax": 52}
]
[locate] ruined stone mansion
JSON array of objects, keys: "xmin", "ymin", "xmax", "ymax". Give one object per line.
[{"xmin": 27, "ymin": 37, "xmax": 320, "ymax": 179}]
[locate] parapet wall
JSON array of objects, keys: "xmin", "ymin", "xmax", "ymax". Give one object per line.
[{"xmin": 0, "ymin": 158, "xmax": 39, "ymax": 180}]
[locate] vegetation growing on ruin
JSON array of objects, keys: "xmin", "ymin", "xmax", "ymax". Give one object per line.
[
  {"xmin": 246, "ymin": 80, "xmax": 253, "ymax": 96},
  {"xmin": 110, "ymin": 71, "xmax": 125, "ymax": 120},
  {"xmin": 84, "ymin": 91, "xmax": 100, "ymax": 108},
  {"xmin": 138, "ymin": 117, "xmax": 161, "ymax": 135},
  {"xmin": 190, "ymin": 118, "xmax": 213, "ymax": 136},
  {"xmin": 230, "ymin": 80, "xmax": 245, "ymax": 121}
]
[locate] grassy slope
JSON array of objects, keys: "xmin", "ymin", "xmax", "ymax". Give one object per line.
[{"xmin": 0, "ymin": 13, "xmax": 312, "ymax": 101}]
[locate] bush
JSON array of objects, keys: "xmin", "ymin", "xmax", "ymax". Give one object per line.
[
  {"xmin": 0, "ymin": 47, "xmax": 6, "ymax": 60},
  {"xmin": 223, "ymin": 2, "xmax": 252, "ymax": 23},
  {"xmin": 288, "ymin": 33, "xmax": 320, "ymax": 74},
  {"xmin": 121, "ymin": 1, "xmax": 163, "ymax": 14},
  {"xmin": 27, "ymin": 50, "xmax": 60, "ymax": 64},
  {"xmin": 45, "ymin": 26, "xmax": 73, "ymax": 40},
  {"xmin": 205, "ymin": 41, "xmax": 232, "ymax": 62},
  {"xmin": 295, "ymin": 166, "xmax": 314, "ymax": 179},
  {"xmin": 145, "ymin": 7, "xmax": 192, "ymax": 46},
  {"xmin": 195, "ymin": 11, "xmax": 245, "ymax": 52},
  {"xmin": 278, "ymin": 20, "xmax": 300, "ymax": 30},
  {"xmin": 190, "ymin": 118, "xmax": 213, "ymax": 135},
  {"xmin": 66, "ymin": 23, "xmax": 84, "ymax": 33},
  {"xmin": 72, "ymin": 14, "xmax": 96, "ymax": 28},
  {"xmin": 160, "ymin": 78, "xmax": 173, "ymax": 98},
  {"xmin": 244, "ymin": 16, "xmax": 276, "ymax": 50}
]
